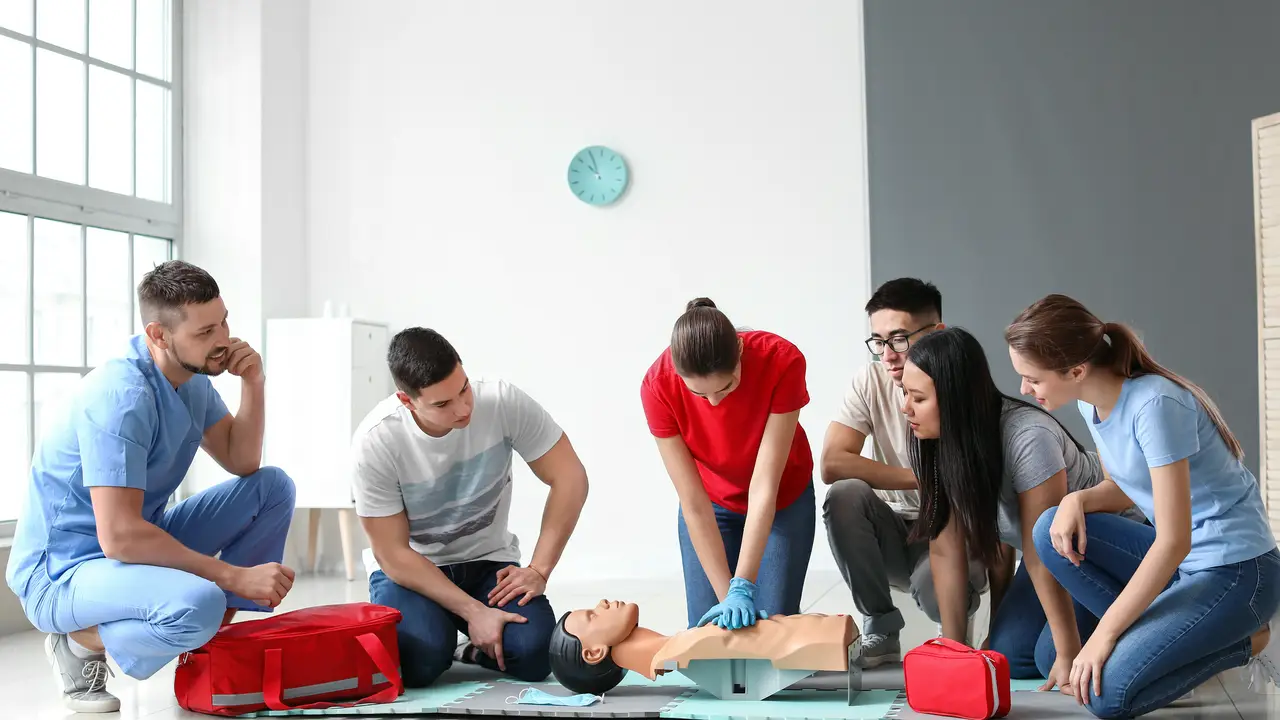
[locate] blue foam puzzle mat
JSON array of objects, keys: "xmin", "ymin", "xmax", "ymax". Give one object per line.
[
  {"xmin": 1012, "ymin": 677, "xmax": 1050, "ymax": 692},
  {"xmin": 660, "ymin": 688, "xmax": 900, "ymax": 720},
  {"xmin": 228, "ymin": 666, "xmax": 966, "ymax": 718}
]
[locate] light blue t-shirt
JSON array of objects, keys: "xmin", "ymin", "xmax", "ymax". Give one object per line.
[
  {"xmin": 4, "ymin": 335, "xmax": 229, "ymax": 602},
  {"xmin": 1080, "ymin": 374, "xmax": 1276, "ymax": 572}
]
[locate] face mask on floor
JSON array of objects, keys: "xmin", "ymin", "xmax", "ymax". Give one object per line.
[{"xmin": 506, "ymin": 687, "xmax": 603, "ymax": 707}]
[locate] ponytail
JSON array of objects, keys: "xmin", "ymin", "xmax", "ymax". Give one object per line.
[
  {"xmin": 671, "ymin": 297, "xmax": 740, "ymax": 377},
  {"xmin": 1100, "ymin": 322, "xmax": 1243, "ymax": 460},
  {"xmin": 1006, "ymin": 294, "xmax": 1243, "ymax": 461}
]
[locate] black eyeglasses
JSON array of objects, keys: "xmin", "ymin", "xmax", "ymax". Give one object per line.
[{"xmin": 865, "ymin": 324, "xmax": 937, "ymax": 356}]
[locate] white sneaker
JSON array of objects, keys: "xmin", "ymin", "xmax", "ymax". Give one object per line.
[
  {"xmin": 453, "ymin": 640, "xmax": 481, "ymax": 666},
  {"xmin": 1247, "ymin": 611, "xmax": 1280, "ymax": 690},
  {"xmin": 45, "ymin": 634, "xmax": 119, "ymax": 713}
]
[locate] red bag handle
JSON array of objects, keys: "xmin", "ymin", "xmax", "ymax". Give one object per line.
[
  {"xmin": 262, "ymin": 632, "xmax": 403, "ymax": 711},
  {"xmin": 924, "ymin": 637, "xmax": 975, "ymax": 653}
]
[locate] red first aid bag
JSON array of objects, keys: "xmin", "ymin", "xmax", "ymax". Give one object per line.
[
  {"xmin": 903, "ymin": 638, "xmax": 1011, "ymax": 720},
  {"xmin": 175, "ymin": 602, "xmax": 404, "ymax": 717}
]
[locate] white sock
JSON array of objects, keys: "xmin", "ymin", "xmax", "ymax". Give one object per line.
[{"xmin": 67, "ymin": 636, "xmax": 100, "ymax": 659}]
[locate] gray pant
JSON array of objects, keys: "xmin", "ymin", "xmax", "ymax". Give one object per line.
[{"xmin": 823, "ymin": 478, "xmax": 986, "ymax": 637}]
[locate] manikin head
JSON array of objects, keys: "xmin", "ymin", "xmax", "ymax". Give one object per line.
[
  {"xmin": 548, "ymin": 600, "xmax": 640, "ymax": 694},
  {"xmin": 670, "ymin": 298, "xmax": 743, "ymax": 407},
  {"xmin": 388, "ymin": 327, "xmax": 474, "ymax": 436},
  {"xmin": 863, "ymin": 278, "xmax": 944, "ymax": 385},
  {"xmin": 138, "ymin": 260, "xmax": 233, "ymax": 379}
]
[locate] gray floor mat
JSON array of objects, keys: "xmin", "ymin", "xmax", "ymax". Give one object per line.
[
  {"xmin": 441, "ymin": 682, "xmax": 697, "ymax": 717},
  {"xmin": 791, "ymin": 665, "xmax": 903, "ymax": 692},
  {"xmin": 887, "ymin": 689, "xmax": 1096, "ymax": 719}
]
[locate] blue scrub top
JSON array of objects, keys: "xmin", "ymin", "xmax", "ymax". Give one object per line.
[{"xmin": 5, "ymin": 335, "xmax": 229, "ymax": 599}]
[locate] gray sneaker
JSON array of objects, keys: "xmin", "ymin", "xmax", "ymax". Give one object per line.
[
  {"xmin": 856, "ymin": 633, "xmax": 901, "ymax": 668},
  {"xmin": 45, "ymin": 634, "xmax": 119, "ymax": 713}
]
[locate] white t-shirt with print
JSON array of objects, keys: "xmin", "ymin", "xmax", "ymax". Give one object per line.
[
  {"xmin": 350, "ymin": 378, "xmax": 564, "ymax": 577},
  {"xmin": 834, "ymin": 362, "xmax": 920, "ymax": 518}
]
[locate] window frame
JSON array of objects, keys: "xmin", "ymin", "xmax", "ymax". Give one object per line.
[{"xmin": 0, "ymin": 0, "xmax": 184, "ymax": 539}]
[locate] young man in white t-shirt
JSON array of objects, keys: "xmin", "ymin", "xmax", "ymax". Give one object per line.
[
  {"xmin": 821, "ymin": 278, "xmax": 990, "ymax": 666},
  {"xmin": 352, "ymin": 328, "xmax": 589, "ymax": 687}
]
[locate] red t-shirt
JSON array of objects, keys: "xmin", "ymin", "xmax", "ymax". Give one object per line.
[{"xmin": 640, "ymin": 330, "xmax": 813, "ymax": 515}]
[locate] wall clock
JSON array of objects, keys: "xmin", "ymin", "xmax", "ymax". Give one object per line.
[{"xmin": 568, "ymin": 146, "xmax": 628, "ymax": 205}]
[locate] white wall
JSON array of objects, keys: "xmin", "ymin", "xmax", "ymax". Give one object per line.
[
  {"xmin": 306, "ymin": 1, "xmax": 870, "ymax": 582},
  {"xmin": 182, "ymin": 0, "xmax": 264, "ymax": 496},
  {"xmin": 182, "ymin": 0, "xmax": 328, "ymax": 572}
]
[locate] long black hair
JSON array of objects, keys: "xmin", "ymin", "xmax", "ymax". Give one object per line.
[{"xmin": 905, "ymin": 327, "xmax": 1084, "ymax": 566}]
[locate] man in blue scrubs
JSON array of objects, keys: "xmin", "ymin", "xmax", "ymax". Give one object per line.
[{"xmin": 5, "ymin": 260, "xmax": 297, "ymax": 713}]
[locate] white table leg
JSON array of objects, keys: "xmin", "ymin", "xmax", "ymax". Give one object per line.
[
  {"xmin": 306, "ymin": 508, "xmax": 322, "ymax": 573},
  {"xmin": 338, "ymin": 508, "xmax": 357, "ymax": 581}
]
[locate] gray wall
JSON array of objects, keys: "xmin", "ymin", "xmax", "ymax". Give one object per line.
[{"xmin": 864, "ymin": 0, "xmax": 1280, "ymax": 473}]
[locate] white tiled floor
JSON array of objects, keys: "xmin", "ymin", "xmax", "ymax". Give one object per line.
[{"xmin": 2, "ymin": 569, "xmax": 1279, "ymax": 718}]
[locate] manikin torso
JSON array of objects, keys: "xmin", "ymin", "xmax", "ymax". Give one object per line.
[{"xmin": 632, "ymin": 615, "xmax": 855, "ymax": 677}]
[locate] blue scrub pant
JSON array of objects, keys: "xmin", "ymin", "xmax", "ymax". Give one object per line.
[{"xmin": 22, "ymin": 467, "xmax": 295, "ymax": 680}]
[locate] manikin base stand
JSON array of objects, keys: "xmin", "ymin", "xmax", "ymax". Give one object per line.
[{"xmin": 661, "ymin": 637, "xmax": 864, "ymax": 704}]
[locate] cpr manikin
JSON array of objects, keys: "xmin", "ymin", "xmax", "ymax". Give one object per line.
[{"xmin": 548, "ymin": 600, "xmax": 863, "ymax": 702}]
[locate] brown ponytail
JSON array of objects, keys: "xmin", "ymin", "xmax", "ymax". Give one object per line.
[
  {"xmin": 1006, "ymin": 294, "xmax": 1242, "ymax": 460},
  {"xmin": 671, "ymin": 297, "xmax": 741, "ymax": 377}
]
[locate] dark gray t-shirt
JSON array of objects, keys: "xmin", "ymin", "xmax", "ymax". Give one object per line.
[{"xmin": 995, "ymin": 400, "xmax": 1106, "ymax": 550}]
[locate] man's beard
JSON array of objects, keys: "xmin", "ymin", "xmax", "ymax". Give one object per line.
[{"xmin": 171, "ymin": 340, "xmax": 227, "ymax": 376}]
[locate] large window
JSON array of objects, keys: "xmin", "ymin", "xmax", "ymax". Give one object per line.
[{"xmin": 0, "ymin": 0, "xmax": 181, "ymax": 532}]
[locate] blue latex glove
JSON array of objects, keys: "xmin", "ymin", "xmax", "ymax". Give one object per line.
[{"xmin": 696, "ymin": 578, "xmax": 769, "ymax": 630}]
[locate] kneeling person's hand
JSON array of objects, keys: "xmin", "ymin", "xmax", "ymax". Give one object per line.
[
  {"xmin": 467, "ymin": 606, "xmax": 528, "ymax": 672},
  {"xmin": 223, "ymin": 563, "xmax": 295, "ymax": 608},
  {"xmin": 488, "ymin": 565, "xmax": 547, "ymax": 608}
]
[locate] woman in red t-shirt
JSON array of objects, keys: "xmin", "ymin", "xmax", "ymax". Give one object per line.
[{"xmin": 640, "ymin": 298, "xmax": 815, "ymax": 630}]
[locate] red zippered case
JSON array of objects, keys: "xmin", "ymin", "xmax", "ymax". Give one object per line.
[
  {"xmin": 175, "ymin": 602, "xmax": 404, "ymax": 716},
  {"xmin": 902, "ymin": 638, "xmax": 1011, "ymax": 719}
]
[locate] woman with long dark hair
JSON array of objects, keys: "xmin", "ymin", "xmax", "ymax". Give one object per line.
[
  {"xmin": 901, "ymin": 327, "xmax": 1109, "ymax": 690},
  {"xmin": 641, "ymin": 298, "xmax": 814, "ymax": 631},
  {"xmin": 1005, "ymin": 294, "xmax": 1280, "ymax": 717}
]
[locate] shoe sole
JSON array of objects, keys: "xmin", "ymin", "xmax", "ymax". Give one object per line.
[
  {"xmin": 45, "ymin": 635, "xmax": 121, "ymax": 714},
  {"xmin": 857, "ymin": 652, "xmax": 902, "ymax": 669}
]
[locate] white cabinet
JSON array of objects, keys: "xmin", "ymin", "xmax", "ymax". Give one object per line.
[
  {"xmin": 264, "ymin": 318, "xmax": 392, "ymax": 579},
  {"xmin": 1255, "ymin": 111, "xmax": 1280, "ymax": 538}
]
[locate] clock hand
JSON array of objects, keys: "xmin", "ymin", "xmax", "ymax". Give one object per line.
[{"xmin": 587, "ymin": 150, "xmax": 599, "ymax": 174}]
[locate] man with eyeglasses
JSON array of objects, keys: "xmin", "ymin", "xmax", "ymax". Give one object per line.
[{"xmin": 820, "ymin": 278, "xmax": 987, "ymax": 667}]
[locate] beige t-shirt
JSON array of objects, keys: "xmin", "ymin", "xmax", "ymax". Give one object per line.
[{"xmin": 834, "ymin": 362, "xmax": 920, "ymax": 518}]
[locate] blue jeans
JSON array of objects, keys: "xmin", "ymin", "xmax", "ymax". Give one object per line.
[
  {"xmin": 21, "ymin": 468, "xmax": 296, "ymax": 680},
  {"xmin": 1033, "ymin": 508, "xmax": 1280, "ymax": 718},
  {"xmin": 369, "ymin": 560, "xmax": 555, "ymax": 687},
  {"xmin": 987, "ymin": 561, "xmax": 1099, "ymax": 678},
  {"xmin": 678, "ymin": 481, "xmax": 815, "ymax": 628}
]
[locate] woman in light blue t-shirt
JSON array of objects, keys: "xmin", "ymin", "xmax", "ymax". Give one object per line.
[{"xmin": 1006, "ymin": 293, "xmax": 1280, "ymax": 718}]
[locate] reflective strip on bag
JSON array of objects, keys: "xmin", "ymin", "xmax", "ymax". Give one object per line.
[{"xmin": 210, "ymin": 672, "xmax": 396, "ymax": 707}]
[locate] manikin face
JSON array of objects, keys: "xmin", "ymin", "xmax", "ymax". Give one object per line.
[
  {"xmin": 680, "ymin": 366, "xmax": 741, "ymax": 407},
  {"xmin": 1008, "ymin": 347, "xmax": 1085, "ymax": 412},
  {"xmin": 900, "ymin": 361, "xmax": 941, "ymax": 440},
  {"xmin": 398, "ymin": 364, "xmax": 475, "ymax": 434},
  {"xmin": 564, "ymin": 600, "xmax": 641, "ymax": 665},
  {"xmin": 867, "ymin": 310, "xmax": 940, "ymax": 385},
  {"xmin": 147, "ymin": 298, "xmax": 233, "ymax": 376}
]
